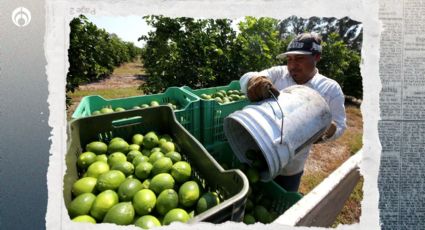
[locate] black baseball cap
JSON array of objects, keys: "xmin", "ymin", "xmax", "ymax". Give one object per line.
[{"xmin": 276, "ymin": 33, "xmax": 322, "ymax": 59}]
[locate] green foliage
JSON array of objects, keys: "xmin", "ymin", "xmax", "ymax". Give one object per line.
[
  {"xmin": 137, "ymin": 15, "xmax": 362, "ymax": 97},
  {"xmin": 236, "ymin": 17, "xmax": 287, "ymax": 73},
  {"xmin": 139, "ymin": 15, "xmax": 242, "ymax": 93},
  {"xmin": 139, "ymin": 16, "xmax": 290, "ymax": 94},
  {"xmin": 67, "ymin": 15, "xmax": 142, "ymax": 105},
  {"xmin": 317, "ymin": 33, "xmax": 362, "ymax": 98}
]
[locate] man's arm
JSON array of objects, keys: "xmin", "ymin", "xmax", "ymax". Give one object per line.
[
  {"xmin": 317, "ymin": 88, "xmax": 347, "ymax": 143},
  {"xmin": 240, "ymin": 66, "xmax": 283, "ymax": 102}
]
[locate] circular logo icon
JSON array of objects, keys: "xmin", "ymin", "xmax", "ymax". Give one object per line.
[{"xmin": 12, "ymin": 7, "xmax": 31, "ymax": 27}]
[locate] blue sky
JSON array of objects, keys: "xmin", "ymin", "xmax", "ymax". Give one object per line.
[{"xmin": 87, "ymin": 15, "xmax": 151, "ymax": 48}]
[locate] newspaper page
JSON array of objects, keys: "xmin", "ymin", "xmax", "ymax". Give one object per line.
[{"xmin": 379, "ymin": 0, "xmax": 425, "ymax": 229}]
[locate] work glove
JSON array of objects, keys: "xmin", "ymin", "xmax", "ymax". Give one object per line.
[{"xmin": 247, "ymin": 76, "xmax": 280, "ymax": 102}]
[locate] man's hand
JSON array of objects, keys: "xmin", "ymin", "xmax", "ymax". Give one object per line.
[
  {"xmin": 315, "ymin": 121, "xmax": 337, "ymax": 144},
  {"xmin": 247, "ymin": 76, "xmax": 280, "ymax": 102}
]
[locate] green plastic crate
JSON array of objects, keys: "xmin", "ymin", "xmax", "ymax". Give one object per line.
[
  {"xmin": 182, "ymin": 80, "xmax": 250, "ymax": 146},
  {"xmin": 64, "ymin": 106, "xmax": 249, "ymax": 224},
  {"xmin": 206, "ymin": 141, "xmax": 303, "ymax": 217},
  {"xmin": 71, "ymin": 87, "xmax": 201, "ymax": 140}
]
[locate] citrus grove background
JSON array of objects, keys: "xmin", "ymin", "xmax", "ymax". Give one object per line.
[{"xmin": 66, "ymin": 15, "xmax": 364, "ymax": 227}]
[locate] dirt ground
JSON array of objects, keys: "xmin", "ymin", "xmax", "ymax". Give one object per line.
[{"xmin": 78, "ymin": 62, "xmax": 145, "ymax": 90}]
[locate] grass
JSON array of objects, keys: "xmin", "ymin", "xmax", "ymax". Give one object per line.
[
  {"xmin": 68, "ymin": 86, "xmax": 142, "ymax": 99},
  {"xmin": 299, "ymin": 171, "xmax": 327, "ymax": 194},
  {"xmin": 348, "ymin": 133, "xmax": 363, "ymax": 155},
  {"xmin": 332, "ymin": 177, "xmax": 364, "ymax": 227},
  {"xmin": 112, "ymin": 62, "xmax": 145, "ymax": 76}
]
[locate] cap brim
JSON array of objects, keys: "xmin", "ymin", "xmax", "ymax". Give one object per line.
[{"xmin": 276, "ymin": 51, "xmax": 313, "ymax": 59}]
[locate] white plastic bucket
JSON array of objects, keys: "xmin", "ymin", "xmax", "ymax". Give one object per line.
[{"xmin": 223, "ymin": 85, "xmax": 332, "ymax": 181}]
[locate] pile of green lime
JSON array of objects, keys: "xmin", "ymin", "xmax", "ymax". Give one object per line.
[
  {"xmin": 91, "ymin": 100, "xmax": 180, "ymax": 116},
  {"xmin": 68, "ymin": 131, "xmax": 220, "ymax": 228},
  {"xmin": 199, "ymin": 89, "xmax": 246, "ymax": 104},
  {"xmin": 238, "ymin": 149, "xmax": 279, "ymax": 225}
]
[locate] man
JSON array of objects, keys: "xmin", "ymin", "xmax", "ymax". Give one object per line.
[{"xmin": 239, "ymin": 32, "xmax": 347, "ymax": 192}]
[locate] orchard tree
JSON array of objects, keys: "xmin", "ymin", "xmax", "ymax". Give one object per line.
[
  {"xmin": 236, "ymin": 17, "xmax": 287, "ymax": 73},
  {"xmin": 67, "ymin": 15, "xmax": 141, "ymax": 106},
  {"xmin": 139, "ymin": 15, "xmax": 241, "ymax": 93},
  {"xmin": 317, "ymin": 32, "xmax": 362, "ymax": 98}
]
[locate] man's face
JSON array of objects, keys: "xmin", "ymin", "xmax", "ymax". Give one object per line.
[{"xmin": 287, "ymin": 54, "xmax": 320, "ymax": 84}]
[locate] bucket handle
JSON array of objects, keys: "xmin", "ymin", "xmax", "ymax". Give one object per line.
[{"xmin": 269, "ymin": 89, "xmax": 284, "ymax": 144}]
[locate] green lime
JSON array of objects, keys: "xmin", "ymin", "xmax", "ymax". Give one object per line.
[
  {"xmin": 86, "ymin": 161, "xmax": 110, "ymax": 178},
  {"xmin": 151, "ymin": 157, "xmax": 173, "ymax": 176},
  {"xmin": 163, "ymin": 208, "xmax": 190, "ymax": 225},
  {"xmin": 92, "ymin": 111, "xmax": 101, "ymax": 116},
  {"xmin": 149, "ymin": 151, "xmax": 164, "ymax": 164},
  {"xmin": 150, "ymin": 147, "xmax": 162, "ymax": 153},
  {"xmin": 170, "ymin": 161, "xmax": 192, "ymax": 183},
  {"xmin": 150, "ymin": 101, "xmax": 160, "ymax": 107},
  {"xmin": 178, "ymin": 181, "xmax": 200, "ymax": 207},
  {"xmin": 252, "ymin": 158, "xmax": 267, "ymax": 170},
  {"xmin": 141, "ymin": 149, "xmax": 152, "ymax": 157},
  {"xmin": 159, "ymin": 134, "xmax": 173, "ymax": 142},
  {"xmin": 245, "ymin": 149, "xmax": 258, "ymax": 160},
  {"xmin": 115, "ymin": 107, "xmax": 125, "ymax": 112},
  {"xmin": 95, "ymin": 154, "xmax": 108, "ymax": 163},
  {"xmin": 96, "ymin": 170, "xmax": 126, "ymax": 192},
  {"xmin": 72, "ymin": 177, "xmax": 97, "ymax": 197},
  {"xmin": 132, "ymin": 134, "xmax": 144, "ymax": 145},
  {"xmin": 135, "ymin": 161, "xmax": 153, "ymax": 180},
  {"xmin": 117, "ymin": 178, "xmax": 143, "ymax": 202},
  {"xmin": 140, "ymin": 104, "xmax": 149, "ymax": 108},
  {"xmin": 160, "ymin": 142, "xmax": 175, "ymax": 153},
  {"xmin": 133, "ymin": 189, "xmax": 157, "ymax": 216},
  {"xmin": 110, "ymin": 137, "xmax": 125, "ymax": 143},
  {"xmin": 214, "ymin": 97, "xmax": 223, "ymax": 103},
  {"xmin": 127, "ymin": 150, "xmax": 143, "ymax": 163},
  {"xmin": 100, "ymin": 107, "xmax": 114, "ymax": 114},
  {"xmin": 246, "ymin": 168, "xmax": 260, "ymax": 184},
  {"xmin": 134, "ymin": 215, "xmax": 161, "ymax": 229},
  {"xmin": 68, "ymin": 193, "xmax": 96, "ymax": 218},
  {"xmin": 86, "ymin": 141, "xmax": 107, "ymax": 155},
  {"xmin": 71, "ymin": 215, "xmax": 96, "ymax": 224},
  {"xmin": 128, "ymin": 144, "xmax": 140, "ymax": 152},
  {"xmin": 108, "ymin": 140, "xmax": 129, "ymax": 154},
  {"xmin": 77, "ymin": 152, "xmax": 97, "ymax": 170},
  {"xmin": 165, "ymin": 151, "xmax": 182, "ymax": 163},
  {"xmin": 149, "ymin": 173, "xmax": 175, "ymax": 194},
  {"xmin": 133, "ymin": 155, "xmax": 150, "ymax": 167},
  {"xmin": 111, "ymin": 161, "xmax": 134, "ymax": 177},
  {"xmin": 143, "ymin": 131, "xmax": 159, "ymax": 149},
  {"xmin": 196, "ymin": 192, "xmax": 219, "ymax": 214},
  {"xmin": 90, "ymin": 190, "xmax": 119, "ymax": 221},
  {"xmin": 103, "ymin": 202, "xmax": 135, "ymax": 225},
  {"xmin": 156, "ymin": 189, "xmax": 179, "ymax": 215},
  {"xmin": 107, "ymin": 152, "xmax": 127, "ymax": 167},
  {"xmin": 243, "ymin": 214, "xmax": 256, "ymax": 224},
  {"xmin": 254, "ymin": 205, "xmax": 271, "ymax": 224}
]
